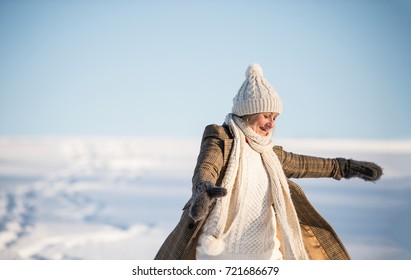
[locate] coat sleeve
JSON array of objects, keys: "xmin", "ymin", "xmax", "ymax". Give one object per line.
[
  {"xmin": 155, "ymin": 125, "xmax": 228, "ymax": 261},
  {"xmin": 273, "ymin": 146, "xmax": 343, "ymax": 180},
  {"xmin": 192, "ymin": 125, "xmax": 227, "ymax": 190}
]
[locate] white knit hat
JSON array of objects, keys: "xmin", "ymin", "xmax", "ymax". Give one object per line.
[{"xmin": 232, "ymin": 63, "xmax": 283, "ymax": 116}]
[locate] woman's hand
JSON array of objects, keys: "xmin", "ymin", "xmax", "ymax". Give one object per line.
[
  {"xmin": 337, "ymin": 158, "xmax": 383, "ymax": 182},
  {"xmin": 189, "ymin": 181, "xmax": 227, "ymax": 222}
]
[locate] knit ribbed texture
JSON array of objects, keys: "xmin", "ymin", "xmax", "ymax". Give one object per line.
[
  {"xmin": 232, "ymin": 64, "xmax": 283, "ymax": 116},
  {"xmin": 196, "ymin": 114, "xmax": 308, "ymax": 260},
  {"xmin": 196, "ymin": 144, "xmax": 282, "ymax": 260}
]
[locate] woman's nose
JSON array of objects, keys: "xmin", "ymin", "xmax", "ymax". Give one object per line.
[{"xmin": 266, "ymin": 121, "xmax": 274, "ymax": 129}]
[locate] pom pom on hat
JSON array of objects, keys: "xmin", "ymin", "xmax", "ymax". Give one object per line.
[
  {"xmin": 232, "ymin": 63, "xmax": 283, "ymax": 116},
  {"xmin": 246, "ymin": 63, "xmax": 264, "ymax": 78}
]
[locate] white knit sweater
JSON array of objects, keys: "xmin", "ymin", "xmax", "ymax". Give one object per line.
[{"xmin": 196, "ymin": 143, "xmax": 283, "ymax": 260}]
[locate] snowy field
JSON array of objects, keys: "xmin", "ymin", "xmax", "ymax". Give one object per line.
[{"xmin": 0, "ymin": 136, "xmax": 410, "ymax": 260}]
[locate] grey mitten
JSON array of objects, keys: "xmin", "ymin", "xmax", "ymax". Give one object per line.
[
  {"xmin": 337, "ymin": 158, "xmax": 383, "ymax": 182},
  {"xmin": 189, "ymin": 181, "xmax": 227, "ymax": 222}
]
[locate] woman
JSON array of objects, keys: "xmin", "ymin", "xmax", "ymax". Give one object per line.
[{"xmin": 155, "ymin": 64, "xmax": 382, "ymax": 260}]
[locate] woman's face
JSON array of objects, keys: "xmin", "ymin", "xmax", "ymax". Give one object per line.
[{"xmin": 248, "ymin": 112, "xmax": 279, "ymax": 136}]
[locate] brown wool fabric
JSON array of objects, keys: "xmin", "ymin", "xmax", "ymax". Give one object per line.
[{"xmin": 154, "ymin": 124, "xmax": 351, "ymax": 260}]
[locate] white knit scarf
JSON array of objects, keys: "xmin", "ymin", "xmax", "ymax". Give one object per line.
[{"xmin": 198, "ymin": 113, "xmax": 308, "ymax": 260}]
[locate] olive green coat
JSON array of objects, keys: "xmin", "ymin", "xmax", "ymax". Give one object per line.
[{"xmin": 154, "ymin": 124, "xmax": 351, "ymax": 260}]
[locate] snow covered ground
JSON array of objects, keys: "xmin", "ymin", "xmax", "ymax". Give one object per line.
[{"xmin": 0, "ymin": 137, "xmax": 410, "ymax": 260}]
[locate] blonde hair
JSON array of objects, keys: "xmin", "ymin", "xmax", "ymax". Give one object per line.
[{"xmin": 241, "ymin": 113, "xmax": 260, "ymax": 126}]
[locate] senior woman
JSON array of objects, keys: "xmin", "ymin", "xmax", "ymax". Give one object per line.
[{"xmin": 155, "ymin": 64, "xmax": 382, "ymax": 260}]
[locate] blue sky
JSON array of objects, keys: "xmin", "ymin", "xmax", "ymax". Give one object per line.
[{"xmin": 1, "ymin": 0, "xmax": 410, "ymax": 139}]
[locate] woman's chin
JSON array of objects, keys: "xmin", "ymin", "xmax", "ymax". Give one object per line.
[{"xmin": 258, "ymin": 129, "xmax": 270, "ymax": 136}]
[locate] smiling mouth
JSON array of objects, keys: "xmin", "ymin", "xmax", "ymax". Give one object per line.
[{"xmin": 259, "ymin": 127, "xmax": 270, "ymax": 135}]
